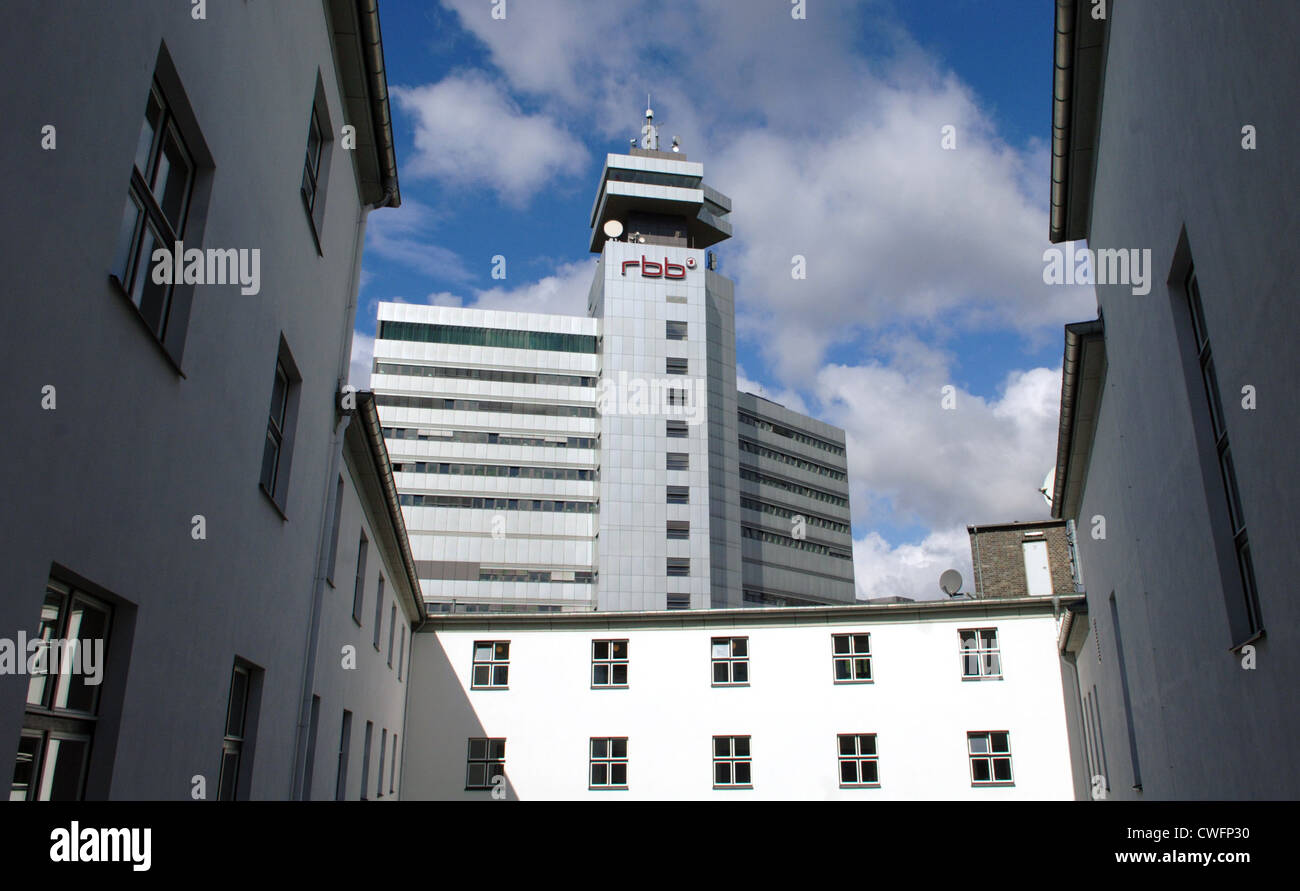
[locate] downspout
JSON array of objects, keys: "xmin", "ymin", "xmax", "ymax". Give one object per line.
[{"xmin": 970, "ymin": 525, "xmax": 984, "ymax": 599}]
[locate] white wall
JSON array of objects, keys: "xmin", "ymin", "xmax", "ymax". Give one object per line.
[{"xmin": 401, "ymin": 606, "xmax": 1076, "ymax": 800}]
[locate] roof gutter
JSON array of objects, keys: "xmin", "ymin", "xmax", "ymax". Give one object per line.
[
  {"xmin": 1050, "ymin": 0, "xmax": 1077, "ymax": 242},
  {"xmin": 356, "ymin": 391, "xmax": 426, "ymax": 622},
  {"xmin": 1051, "ymin": 318, "xmax": 1104, "ymax": 517},
  {"xmin": 356, "ymin": 0, "xmax": 400, "ymax": 208}
]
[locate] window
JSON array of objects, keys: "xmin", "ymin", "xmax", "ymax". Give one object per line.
[
  {"xmin": 360, "ymin": 721, "xmax": 373, "ymax": 800},
  {"xmin": 217, "ymin": 661, "xmax": 256, "ymax": 800},
  {"xmin": 372, "ymin": 576, "xmax": 385, "ymax": 650},
  {"xmin": 466, "ymin": 738, "xmax": 506, "ymax": 790},
  {"xmin": 666, "ymin": 485, "xmax": 690, "ymax": 504},
  {"xmin": 111, "ymin": 79, "xmax": 194, "ymax": 346},
  {"xmin": 10, "ymin": 580, "xmax": 113, "ymax": 801},
  {"xmin": 666, "ymin": 452, "xmax": 689, "ymax": 470},
  {"xmin": 666, "ymin": 419, "xmax": 689, "ymax": 438},
  {"xmin": 713, "ymin": 736, "xmax": 752, "ymax": 788},
  {"xmin": 666, "ymin": 357, "xmax": 688, "ymax": 375},
  {"xmin": 666, "ymin": 594, "xmax": 690, "ymax": 610},
  {"xmin": 300, "ymin": 83, "xmax": 334, "ymax": 247},
  {"xmin": 398, "ymin": 627, "xmax": 406, "ymax": 681},
  {"xmin": 351, "ymin": 533, "xmax": 368, "ymax": 624},
  {"xmin": 471, "ymin": 641, "xmax": 510, "ymax": 689},
  {"xmin": 325, "ymin": 476, "xmax": 344, "ymax": 585},
  {"xmin": 592, "ymin": 640, "xmax": 628, "ymax": 688},
  {"xmin": 302, "ymin": 694, "xmax": 321, "ymax": 801},
  {"xmin": 667, "ymin": 558, "xmax": 691, "ymax": 577},
  {"xmin": 968, "ymin": 731, "xmax": 1013, "ymax": 785},
  {"xmin": 959, "ymin": 629, "xmax": 1002, "ymax": 679},
  {"xmin": 376, "ymin": 728, "xmax": 387, "ymax": 798},
  {"xmin": 377, "ymin": 321, "xmax": 597, "ymax": 354},
  {"xmin": 259, "ymin": 340, "xmax": 301, "ymax": 511},
  {"xmin": 837, "ymin": 734, "xmax": 879, "ymax": 787},
  {"xmin": 590, "ymin": 738, "xmax": 628, "ymax": 789},
  {"xmin": 666, "ymin": 387, "xmax": 689, "ymax": 407},
  {"xmin": 390, "ymin": 735, "xmax": 398, "ymax": 795},
  {"xmin": 335, "ymin": 710, "xmax": 352, "ymax": 801},
  {"xmin": 832, "ymin": 633, "xmax": 872, "ymax": 683},
  {"xmin": 711, "ymin": 637, "xmax": 749, "ymax": 685},
  {"xmin": 387, "ymin": 605, "xmax": 397, "ymax": 668},
  {"xmin": 667, "ymin": 521, "xmax": 690, "ymax": 540},
  {"xmin": 666, "ymin": 320, "xmax": 688, "ymax": 340},
  {"xmin": 1184, "ymin": 268, "xmax": 1263, "ymax": 644}
]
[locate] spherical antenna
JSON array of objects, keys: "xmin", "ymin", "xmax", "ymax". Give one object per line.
[
  {"xmin": 603, "ymin": 219, "xmax": 624, "ymax": 239},
  {"xmin": 940, "ymin": 569, "xmax": 964, "ymax": 597}
]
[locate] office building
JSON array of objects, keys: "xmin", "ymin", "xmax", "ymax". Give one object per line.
[
  {"xmin": 373, "ymin": 109, "xmax": 855, "ymax": 613},
  {"xmin": 1048, "ymin": 0, "xmax": 1300, "ymax": 798}
]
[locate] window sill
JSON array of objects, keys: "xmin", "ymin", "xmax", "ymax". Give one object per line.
[
  {"xmin": 259, "ymin": 483, "xmax": 289, "ymax": 521},
  {"xmin": 713, "ymin": 785, "xmax": 753, "ymax": 791},
  {"xmin": 961, "ymin": 676, "xmax": 1003, "ymax": 682},
  {"xmin": 971, "ymin": 782, "xmax": 1015, "ymax": 788},
  {"xmin": 108, "ymin": 273, "xmax": 187, "ymax": 378},
  {"xmin": 591, "ymin": 685, "xmax": 629, "ymax": 691},
  {"xmin": 470, "ymin": 686, "xmax": 509, "ymax": 692},
  {"xmin": 1229, "ymin": 628, "xmax": 1265, "ymax": 652},
  {"xmin": 840, "ymin": 784, "xmax": 881, "ymax": 789},
  {"xmin": 588, "ymin": 786, "xmax": 629, "ymax": 791},
  {"xmin": 833, "ymin": 679, "xmax": 873, "ymax": 685},
  {"xmin": 712, "ymin": 682, "xmax": 750, "ymax": 688}
]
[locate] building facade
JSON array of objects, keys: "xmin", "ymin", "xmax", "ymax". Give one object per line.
[
  {"xmin": 373, "ymin": 110, "xmax": 855, "ymax": 613},
  {"xmin": 1, "ymin": 0, "xmax": 420, "ymax": 801},
  {"xmin": 1048, "ymin": 0, "xmax": 1300, "ymax": 799},
  {"xmin": 967, "ymin": 520, "xmax": 1079, "ymax": 599},
  {"xmin": 400, "ymin": 598, "xmax": 1080, "ymax": 800}
]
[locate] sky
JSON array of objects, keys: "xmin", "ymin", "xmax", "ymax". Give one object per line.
[{"xmin": 351, "ymin": 0, "xmax": 1097, "ymax": 602}]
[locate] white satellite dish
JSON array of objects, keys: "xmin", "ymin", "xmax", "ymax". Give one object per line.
[
  {"xmin": 1039, "ymin": 466, "xmax": 1056, "ymax": 507},
  {"xmin": 603, "ymin": 219, "xmax": 624, "ymax": 239},
  {"xmin": 940, "ymin": 569, "xmax": 964, "ymax": 597}
]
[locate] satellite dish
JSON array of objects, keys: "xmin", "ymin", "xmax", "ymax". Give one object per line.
[
  {"xmin": 636, "ymin": 235, "xmax": 646, "ymax": 244},
  {"xmin": 940, "ymin": 569, "xmax": 963, "ymax": 597},
  {"xmin": 1039, "ymin": 466, "xmax": 1056, "ymax": 507},
  {"xmin": 603, "ymin": 219, "xmax": 624, "ymax": 239}
]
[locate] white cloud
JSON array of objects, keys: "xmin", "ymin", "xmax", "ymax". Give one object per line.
[
  {"xmin": 391, "ymin": 74, "xmax": 588, "ymax": 204},
  {"xmin": 421, "ymin": 259, "xmax": 594, "ymax": 316},
  {"xmin": 853, "ymin": 525, "xmax": 973, "ymax": 602},
  {"xmin": 365, "ymin": 198, "xmax": 474, "ymax": 283}
]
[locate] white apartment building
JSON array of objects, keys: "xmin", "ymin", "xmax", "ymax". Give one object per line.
[
  {"xmin": 373, "ymin": 109, "xmax": 855, "ymax": 614},
  {"xmin": 401, "ymin": 597, "xmax": 1080, "ymax": 800}
]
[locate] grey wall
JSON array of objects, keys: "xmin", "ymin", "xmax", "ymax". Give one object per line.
[
  {"xmin": 0, "ymin": 0, "xmax": 388, "ymax": 799},
  {"xmin": 1064, "ymin": 0, "xmax": 1300, "ymax": 799}
]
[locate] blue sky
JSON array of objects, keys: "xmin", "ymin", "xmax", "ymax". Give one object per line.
[{"xmin": 353, "ymin": 0, "xmax": 1095, "ymax": 600}]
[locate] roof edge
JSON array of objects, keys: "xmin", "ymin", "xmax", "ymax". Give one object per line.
[{"xmin": 1051, "ymin": 318, "xmax": 1105, "ymax": 518}]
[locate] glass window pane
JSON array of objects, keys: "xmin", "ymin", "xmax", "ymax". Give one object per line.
[
  {"xmin": 260, "ymin": 431, "xmax": 280, "ymax": 493},
  {"xmin": 840, "ymin": 760, "xmax": 858, "ymax": 784},
  {"xmin": 487, "ymin": 763, "xmax": 505, "ymax": 783},
  {"xmin": 838, "ymin": 735, "xmax": 855, "ymax": 756},
  {"xmin": 611, "ymin": 641, "xmax": 626, "ymax": 659},
  {"xmin": 591, "ymin": 738, "xmax": 608, "ymax": 758},
  {"xmin": 225, "ymin": 668, "xmax": 248, "ymax": 738},
  {"xmin": 860, "ymin": 735, "xmax": 876, "ymax": 755},
  {"xmin": 112, "ymin": 193, "xmax": 143, "ymax": 285},
  {"xmin": 590, "ymin": 763, "xmax": 607, "ymax": 785},
  {"xmin": 487, "ymin": 740, "xmax": 505, "ymax": 760},
  {"xmin": 990, "ymin": 732, "xmax": 1010, "ymax": 753},
  {"xmin": 593, "ymin": 641, "xmax": 609, "ymax": 660},
  {"xmin": 971, "ymin": 759, "xmax": 991, "ymax": 782},
  {"xmin": 611, "ymin": 739, "xmax": 627, "ymax": 758},
  {"xmin": 467, "ymin": 763, "xmax": 487, "ymax": 787},
  {"xmin": 26, "ymin": 590, "xmax": 65, "ymax": 708},
  {"xmin": 984, "ymin": 653, "xmax": 1001, "ymax": 676},
  {"xmin": 715, "ymin": 762, "xmax": 731, "ymax": 785},
  {"xmin": 492, "ymin": 665, "xmax": 508, "ymax": 686},
  {"xmin": 56, "ymin": 598, "xmax": 110, "ymax": 714},
  {"xmin": 269, "ymin": 365, "xmax": 289, "ymax": 429},
  {"xmin": 217, "ymin": 750, "xmax": 241, "ymax": 800},
  {"xmin": 852, "ymin": 634, "xmax": 869, "ymax": 653},
  {"xmin": 734, "ymin": 762, "xmax": 751, "ymax": 785},
  {"xmin": 134, "ymin": 90, "xmax": 163, "ymax": 176},
  {"xmin": 732, "ymin": 662, "xmax": 748, "ymax": 683},
  {"xmin": 611, "ymin": 664, "xmax": 628, "ymax": 685},
  {"xmin": 963, "ymin": 653, "xmax": 980, "ymax": 676},
  {"xmin": 593, "ymin": 664, "xmax": 609, "ymax": 686},
  {"xmin": 132, "ymin": 221, "xmax": 170, "ymax": 335},
  {"xmin": 610, "ymin": 763, "xmax": 627, "ymax": 786},
  {"xmin": 713, "ymin": 737, "xmax": 730, "ymax": 758},
  {"xmin": 960, "ymin": 630, "xmax": 977, "ymax": 648},
  {"xmin": 712, "ymin": 662, "xmax": 729, "ymax": 684},
  {"xmin": 832, "ymin": 635, "xmax": 850, "ymax": 655},
  {"xmin": 474, "ymin": 644, "xmax": 493, "ymax": 662},
  {"xmin": 307, "ymin": 109, "xmax": 322, "ymax": 171},
  {"xmin": 10, "ymin": 734, "xmax": 41, "ymax": 801},
  {"xmin": 731, "ymin": 638, "xmax": 747, "ymax": 657},
  {"xmin": 711, "ymin": 640, "xmax": 729, "ymax": 659},
  {"xmin": 980, "ymin": 630, "xmax": 997, "ymax": 647},
  {"xmin": 472, "ymin": 666, "xmax": 490, "ymax": 687},
  {"xmin": 301, "ymin": 167, "xmax": 315, "ymax": 210},
  {"xmin": 468, "ymin": 739, "xmax": 487, "ymax": 760},
  {"xmin": 861, "ymin": 760, "xmax": 879, "ymax": 784},
  {"xmin": 993, "ymin": 758, "xmax": 1012, "ymax": 781},
  {"xmin": 733, "ymin": 737, "xmax": 750, "ymax": 757},
  {"xmin": 834, "ymin": 659, "xmax": 851, "ymax": 680},
  {"xmin": 494, "ymin": 642, "xmax": 510, "ymax": 660},
  {"xmin": 154, "ymin": 127, "xmax": 192, "ymax": 230},
  {"xmin": 969, "ymin": 735, "xmax": 989, "ymax": 754},
  {"xmin": 854, "ymin": 658, "xmax": 871, "ymax": 680},
  {"xmin": 38, "ymin": 736, "xmax": 90, "ymax": 801}
]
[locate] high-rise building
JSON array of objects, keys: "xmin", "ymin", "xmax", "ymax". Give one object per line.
[{"xmin": 374, "ymin": 108, "xmax": 855, "ymax": 613}]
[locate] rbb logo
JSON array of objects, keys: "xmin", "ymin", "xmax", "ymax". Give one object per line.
[{"xmin": 621, "ymin": 255, "xmax": 697, "ymax": 279}]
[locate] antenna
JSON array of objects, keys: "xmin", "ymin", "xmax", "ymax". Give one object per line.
[
  {"xmin": 602, "ymin": 219, "xmax": 624, "ymax": 240},
  {"xmin": 940, "ymin": 569, "xmax": 964, "ymax": 597}
]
